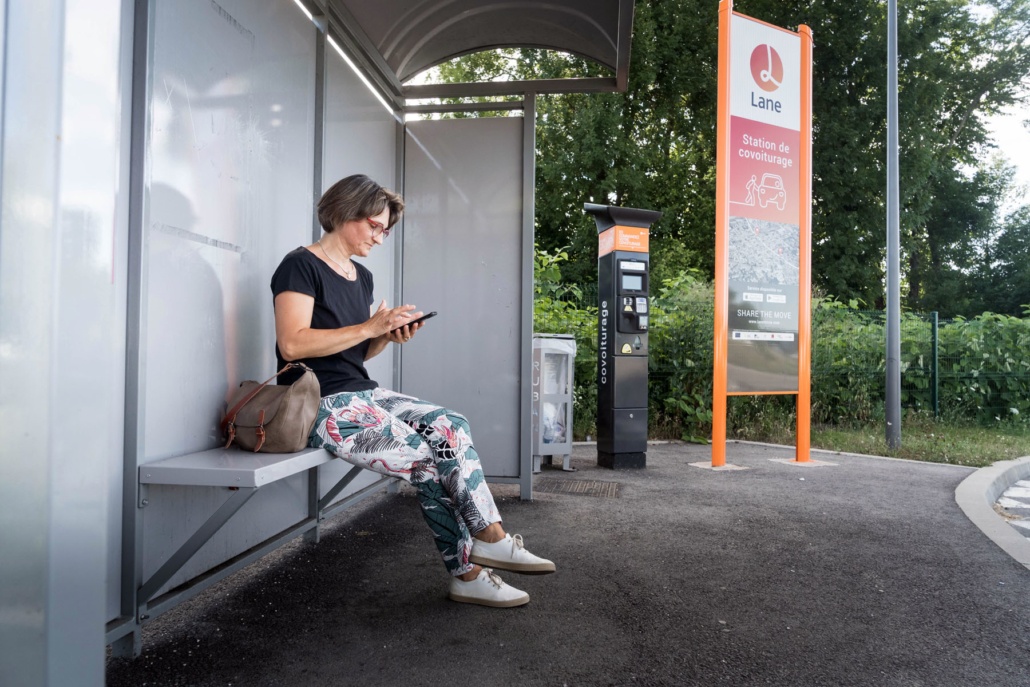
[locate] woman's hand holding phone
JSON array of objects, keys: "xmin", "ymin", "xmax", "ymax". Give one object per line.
[
  {"xmin": 394, "ymin": 311, "xmax": 437, "ymax": 331},
  {"xmin": 386, "ymin": 308, "xmax": 436, "ymax": 344}
]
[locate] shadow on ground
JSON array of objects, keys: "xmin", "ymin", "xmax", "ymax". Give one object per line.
[{"xmin": 107, "ymin": 443, "xmax": 1030, "ymax": 686}]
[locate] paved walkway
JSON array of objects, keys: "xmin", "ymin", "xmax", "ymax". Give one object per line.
[{"xmin": 107, "ymin": 442, "xmax": 1030, "ymax": 686}]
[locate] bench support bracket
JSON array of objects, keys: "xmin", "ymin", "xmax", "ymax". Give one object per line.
[
  {"xmin": 306, "ymin": 467, "xmax": 322, "ymax": 543},
  {"xmin": 318, "ymin": 465, "xmax": 364, "ymax": 515},
  {"xmin": 138, "ymin": 486, "xmax": 258, "ymax": 602}
]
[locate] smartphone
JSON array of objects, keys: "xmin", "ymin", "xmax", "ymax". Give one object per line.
[{"xmin": 392, "ymin": 311, "xmax": 437, "ymax": 332}]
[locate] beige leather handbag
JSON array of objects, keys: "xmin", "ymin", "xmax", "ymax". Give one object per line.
[{"xmin": 221, "ymin": 363, "xmax": 320, "ymax": 453}]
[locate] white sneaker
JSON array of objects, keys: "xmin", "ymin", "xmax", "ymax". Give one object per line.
[
  {"xmin": 449, "ymin": 568, "xmax": 530, "ymax": 608},
  {"xmin": 469, "ymin": 533, "xmax": 556, "ymax": 574}
]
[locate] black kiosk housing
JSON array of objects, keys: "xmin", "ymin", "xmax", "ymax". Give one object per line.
[{"xmin": 585, "ymin": 204, "xmax": 663, "ymax": 469}]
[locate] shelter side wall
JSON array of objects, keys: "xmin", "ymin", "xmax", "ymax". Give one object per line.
[
  {"xmin": 401, "ymin": 117, "xmax": 524, "ymax": 478},
  {"xmin": 141, "ymin": 0, "xmax": 316, "ymax": 462},
  {"xmin": 130, "ymin": 0, "xmax": 321, "ymax": 601}
]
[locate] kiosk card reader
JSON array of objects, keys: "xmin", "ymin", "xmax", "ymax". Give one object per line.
[
  {"xmin": 586, "ymin": 203, "xmax": 663, "ymax": 469},
  {"xmin": 617, "ymin": 260, "xmax": 649, "ymax": 335}
]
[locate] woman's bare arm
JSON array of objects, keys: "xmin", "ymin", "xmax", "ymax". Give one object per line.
[{"xmin": 274, "ymin": 291, "xmax": 419, "ymax": 361}]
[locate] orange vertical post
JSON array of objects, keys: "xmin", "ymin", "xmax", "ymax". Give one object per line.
[
  {"xmin": 712, "ymin": 0, "xmax": 733, "ymax": 467},
  {"xmin": 795, "ymin": 25, "xmax": 814, "ymax": 462}
]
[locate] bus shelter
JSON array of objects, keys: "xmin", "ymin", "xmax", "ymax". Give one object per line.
[{"xmin": 0, "ymin": 0, "xmax": 636, "ymax": 682}]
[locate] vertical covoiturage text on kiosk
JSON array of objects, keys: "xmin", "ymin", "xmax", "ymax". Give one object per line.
[{"xmin": 586, "ymin": 203, "xmax": 663, "ymax": 469}]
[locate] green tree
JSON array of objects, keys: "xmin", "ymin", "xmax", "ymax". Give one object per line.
[
  {"xmin": 909, "ymin": 160, "xmax": 1012, "ymax": 316},
  {"xmin": 427, "ymin": 0, "xmax": 1030, "ymax": 311},
  {"xmin": 987, "ymin": 205, "xmax": 1030, "ymax": 315},
  {"xmin": 739, "ymin": 0, "xmax": 1030, "ymax": 307},
  {"xmin": 431, "ymin": 0, "xmax": 721, "ymax": 288}
]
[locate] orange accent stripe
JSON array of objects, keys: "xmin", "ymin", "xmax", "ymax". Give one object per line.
[
  {"xmin": 598, "ymin": 228, "xmax": 615, "ymax": 257},
  {"xmin": 727, "ymin": 390, "xmax": 799, "ymax": 397},
  {"xmin": 612, "ymin": 225, "xmax": 649, "ymax": 252},
  {"xmin": 796, "ymin": 24, "xmax": 814, "ymax": 463},
  {"xmin": 598, "ymin": 225, "xmax": 650, "ymax": 257},
  {"xmin": 712, "ymin": 0, "xmax": 733, "ymax": 467},
  {"xmin": 731, "ymin": 10, "xmax": 801, "ymax": 36}
]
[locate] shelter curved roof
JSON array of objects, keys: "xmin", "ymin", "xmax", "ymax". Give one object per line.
[{"xmin": 326, "ymin": 0, "xmax": 634, "ymax": 99}]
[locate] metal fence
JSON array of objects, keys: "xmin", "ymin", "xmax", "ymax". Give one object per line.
[
  {"xmin": 540, "ymin": 290, "xmax": 1030, "ymax": 427},
  {"xmin": 805, "ymin": 309, "xmax": 1030, "ymax": 423}
]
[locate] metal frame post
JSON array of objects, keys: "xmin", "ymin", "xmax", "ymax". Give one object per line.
[
  {"xmin": 312, "ymin": 7, "xmax": 327, "ymax": 242},
  {"xmin": 886, "ymin": 0, "xmax": 902, "ymax": 449},
  {"xmin": 712, "ymin": 0, "xmax": 733, "ymax": 467},
  {"xmin": 111, "ymin": 0, "xmax": 155, "ymax": 659},
  {"xmin": 393, "ymin": 102, "xmax": 406, "ymax": 390},
  {"xmin": 306, "ymin": 8, "xmax": 352, "ymax": 533},
  {"xmin": 520, "ymin": 92, "xmax": 537, "ymax": 500},
  {"xmin": 931, "ymin": 311, "xmax": 939, "ymax": 418},
  {"xmin": 796, "ymin": 24, "xmax": 814, "ymax": 462}
]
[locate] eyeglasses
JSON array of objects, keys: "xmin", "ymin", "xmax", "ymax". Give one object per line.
[{"xmin": 366, "ymin": 218, "xmax": 391, "ymax": 239}]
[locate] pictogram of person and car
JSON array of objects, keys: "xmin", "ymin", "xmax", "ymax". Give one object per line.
[{"xmin": 743, "ymin": 173, "xmax": 786, "ymax": 211}]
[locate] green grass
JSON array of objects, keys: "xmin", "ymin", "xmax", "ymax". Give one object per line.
[
  {"xmin": 705, "ymin": 405, "xmax": 1030, "ymax": 468},
  {"xmin": 650, "ymin": 405, "xmax": 1030, "ymax": 468},
  {"xmin": 808, "ymin": 416, "xmax": 1030, "ymax": 468}
]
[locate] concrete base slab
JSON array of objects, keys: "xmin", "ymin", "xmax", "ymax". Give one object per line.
[
  {"xmin": 769, "ymin": 458, "xmax": 838, "ymax": 467},
  {"xmin": 688, "ymin": 461, "xmax": 749, "ymax": 471}
]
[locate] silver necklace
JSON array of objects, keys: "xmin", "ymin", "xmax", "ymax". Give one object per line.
[{"xmin": 318, "ymin": 238, "xmax": 355, "ymax": 279}]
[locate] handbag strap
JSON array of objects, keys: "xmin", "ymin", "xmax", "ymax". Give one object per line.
[{"xmin": 220, "ymin": 363, "xmax": 310, "ymax": 431}]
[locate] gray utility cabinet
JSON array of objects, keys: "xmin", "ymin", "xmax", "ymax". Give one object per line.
[{"xmin": 532, "ymin": 334, "xmax": 577, "ymax": 472}]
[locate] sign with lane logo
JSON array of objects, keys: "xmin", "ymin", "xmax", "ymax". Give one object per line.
[{"xmin": 712, "ymin": 0, "xmax": 814, "ymax": 467}]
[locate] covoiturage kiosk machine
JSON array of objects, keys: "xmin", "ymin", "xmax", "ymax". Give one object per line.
[{"xmin": 586, "ymin": 204, "xmax": 663, "ymax": 469}]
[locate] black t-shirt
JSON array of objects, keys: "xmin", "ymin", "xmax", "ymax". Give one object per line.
[{"xmin": 270, "ymin": 246, "xmax": 377, "ymax": 396}]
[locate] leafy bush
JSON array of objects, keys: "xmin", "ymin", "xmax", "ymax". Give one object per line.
[
  {"xmin": 811, "ymin": 304, "xmax": 1030, "ymax": 426},
  {"xmin": 533, "ymin": 246, "xmax": 598, "ymax": 438},
  {"xmin": 935, "ymin": 312, "xmax": 1030, "ymax": 423},
  {"xmin": 649, "ymin": 269, "xmax": 714, "ymax": 441},
  {"xmin": 533, "ymin": 247, "xmax": 1030, "ymax": 440},
  {"xmin": 809, "ymin": 300, "xmax": 886, "ymax": 426}
]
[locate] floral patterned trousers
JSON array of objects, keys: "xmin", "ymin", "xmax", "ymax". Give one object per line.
[{"xmin": 309, "ymin": 388, "xmax": 502, "ymax": 576}]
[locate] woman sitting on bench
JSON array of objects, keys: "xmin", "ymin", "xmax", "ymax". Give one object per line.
[{"xmin": 271, "ymin": 174, "xmax": 554, "ymax": 608}]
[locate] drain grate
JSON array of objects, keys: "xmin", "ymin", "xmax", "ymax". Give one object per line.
[{"xmin": 534, "ymin": 477, "xmax": 620, "ymax": 498}]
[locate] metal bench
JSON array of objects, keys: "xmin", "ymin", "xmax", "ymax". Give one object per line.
[{"xmin": 134, "ymin": 446, "xmax": 390, "ymax": 612}]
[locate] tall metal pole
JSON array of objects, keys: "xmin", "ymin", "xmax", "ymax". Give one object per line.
[{"xmin": 886, "ymin": 0, "xmax": 902, "ymax": 449}]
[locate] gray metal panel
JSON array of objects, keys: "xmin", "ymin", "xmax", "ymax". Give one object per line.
[
  {"xmin": 138, "ymin": 0, "xmax": 319, "ymax": 589},
  {"xmin": 0, "ymin": 0, "xmax": 127, "ymax": 683},
  {"xmin": 140, "ymin": 448, "xmax": 333, "ymax": 488},
  {"xmin": 402, "ymin": 117, "xmax": 524, "ymax": 478},
  {"xmin": 0, "ymin": 4, "xmax": 62, "ymax": 678},
  {"xmin": 613, "ymin": 356, "xmax": 648, "ymax": 408},
  {"xmin": 140, "ymin": 476, "xmax": 299, "ymax": 596},
  {"xmin": 52, "ymin": 0, "xmax": 132, "ymax": 676},
  {"xmin": 143, "ymin": 0, "xmax": 317, "ymax": 462},
  {"xmin": 0, "ymin": 4, "xmax": 65, "ymax": 683},
  {"xmin": 334, "ymin": 0, "xmax": 622, "ymax": 82},
  {"xmin": 323, "ymin": 38, "xmax": 400, "ymax": 388},
  {"xmin": 317, "ymin": 460, "xmax": 387, "ymax": 504},
  {"xmin": 138, "ymin": 467, "xmax": 386, "ymax": 599}
]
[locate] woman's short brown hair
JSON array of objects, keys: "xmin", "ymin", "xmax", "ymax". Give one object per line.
[{"xmin": 317, "ymin": 174, "xmax": 404, "ymax": 233}]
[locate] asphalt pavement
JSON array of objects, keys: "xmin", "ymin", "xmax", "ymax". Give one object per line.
[{"xmin": 106, "ymin": 442, "xmax": 1030, "ymax": 687}]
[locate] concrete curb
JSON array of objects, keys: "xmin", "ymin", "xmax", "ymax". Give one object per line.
[
  {"xmin": 955, "ymin": 455, "xmax": 1030, "ymax": 571},
  {"xmin": 734, "ymin": 439, "xmax": 979, "ymax": 468}
]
